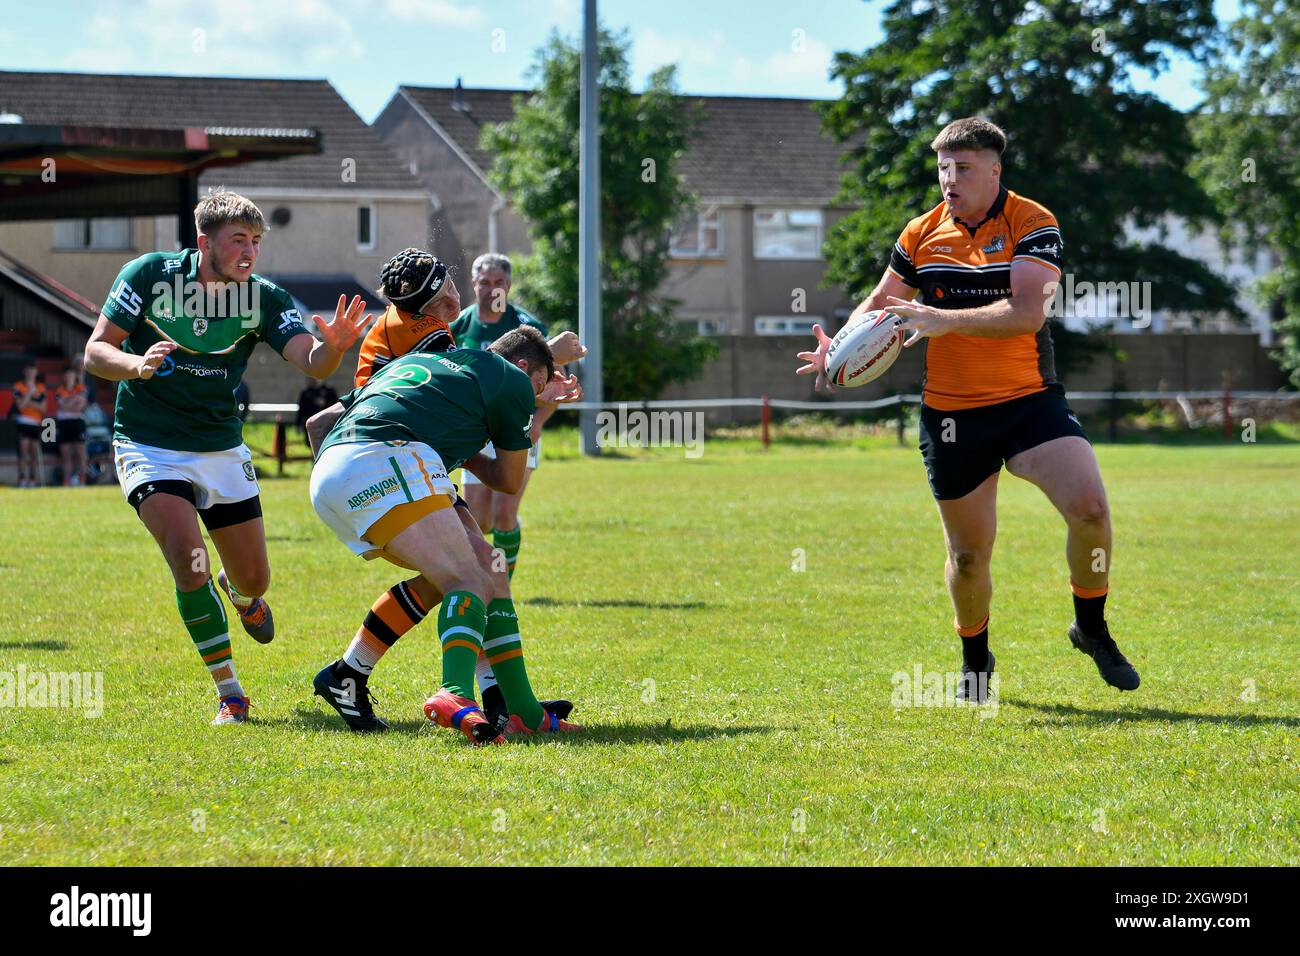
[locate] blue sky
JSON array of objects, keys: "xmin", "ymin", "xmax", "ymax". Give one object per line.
[{"xmin": 0, "ymin": 0, "xmax": 1240, "ymax": 121}]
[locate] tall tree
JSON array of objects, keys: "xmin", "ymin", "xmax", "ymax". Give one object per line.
[
  {"xmin": 482, "ymin": 28, "xmax": 715, "ymax": 400},
  {"xmin": 1193, "ymin": 0, "xmax": 1300, "ymax": 385},
  {"xmin": 820, "ymin": 0, "xmax": 1238, "ymax": 333}
]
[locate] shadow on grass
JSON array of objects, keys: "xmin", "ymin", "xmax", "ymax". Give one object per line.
[
  {"xmin": 523, "ymin": 596, "xmax": 710, "ymax": 610},
  {"xmin": 1005, "ymin": 698, "xmax": 1300, "ymax": 728},
  {"xmin": 0, "ymin": 639, "xmax": 71, "ymax": 651},
  {"xmin": 277, "ymin": 708, "xmax": 770, "ymax": 745}
]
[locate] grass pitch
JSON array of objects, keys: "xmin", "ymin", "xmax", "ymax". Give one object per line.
[{"xmin": 1, "ymin": 433, "xmax": 1297, "ymax": 865}]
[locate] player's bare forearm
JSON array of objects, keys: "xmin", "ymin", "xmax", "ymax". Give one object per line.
[
  {"xmin": 306, "ymin": 402, "xmax": 344, "ymax": 459},
  {"xmin": 84, "ymin": 340, "xmax": 145, "ymax": 380},
  {"xmin": 531, "ymin": 401, "xmax": 557, "ymax": 439},
  {"xmin": 285, "ymin": 338, "xmax": 345, "ymax": 379},
  {"xmin": 942, "ymin": 298, "xmax": 1045, "ymax": 338},
  {"xmin": 463, "ymin": 453, "xmax": 524, "ymax": 495}
]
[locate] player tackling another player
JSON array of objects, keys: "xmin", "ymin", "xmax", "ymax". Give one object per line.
[
  {"xmin": 797, "ymin": 117, "xmax": 1139, "ymax": 701},
  {"xmin": 306, "ymin": 327, "xmax": 583, "ymax": 743},
  {"xmin": 85, "ymin": 190, "xmax": 374, "ymax": 725},
  {"xmin": 335, "ymin": 248, "xmax": 584, "ymax": 731}
]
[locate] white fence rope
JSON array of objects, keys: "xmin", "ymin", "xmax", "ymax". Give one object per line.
[{"xmin": 249, "ymin": 390, "xmax": 1300, "ymax": 417}]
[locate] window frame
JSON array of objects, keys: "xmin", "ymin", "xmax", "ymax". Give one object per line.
[
  {"xmin": 356, "ymin": 203, "xmax": 377, "ymax": 252},
  {"xmin": 670, "ymin": 207, "xmax": 724, "ymax": 258},
  {"xmin": 753, "ymin": 315, "xmax": 824, "ymax": 336},
  {"xmin": 752, "ymin": 207, "xmax": 824, "ymax": 261},
  {"xmin": 53, "ymin": 217, "xmax": 133, "ymax": 251}
]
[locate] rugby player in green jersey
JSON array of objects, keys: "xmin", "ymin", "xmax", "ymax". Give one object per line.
[
  {"xmin": 306, "ymin": 326, "xmax": 583, "ymax": 742},
  {"xmin": 451, "ymin": 253, "xmax": 577, "ymax": 581},
  {"xmin": 83, "ymin": 190, "xmax": 374, "ymax": 726}
]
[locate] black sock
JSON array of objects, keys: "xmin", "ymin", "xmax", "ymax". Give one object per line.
[
  {"xmin": 960, "ymin": 628, "xmax": 990, "ymax": 671},
  {"xmin": 1073, "ymin": 592, "xmax": 1107, "ymax": 635},
  {"xmin": 481, "ymin": 684, "xmax": 506, "ymax": 717}
]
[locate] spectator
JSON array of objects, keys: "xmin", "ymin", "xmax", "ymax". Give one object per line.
[
  {"xmin": 13, "ymin": 364, "xmax": 47, "ymax": 488},
  {"xmin": 296, "ymin": 377, "xmax": 338, "ymax": 439},
  {"xmin": 54, "ymin": 366, "xmax": 89, "ymax": 486}
]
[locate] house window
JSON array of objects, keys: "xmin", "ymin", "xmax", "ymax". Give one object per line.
[
  {"xmin": 753, "ymin": 208, "xmax": 823, "ymax": 260},
  {"xmin": 678, "ymin": 318, "xmax": 726, "ymax": 336},
  {"xmin": 754, "ymin": 316, "xmax": 823, "ymax": 336},
  {"xmin": 357, "ymin": 204, "xmax": 376, "ymax": 251},
  {"xmin": 53, "ymin": 218, "xmax": 132, "ymax": 250},
  {"xmin": 670, "ymin": 208, "xmax": 723, "ymax": 257}
]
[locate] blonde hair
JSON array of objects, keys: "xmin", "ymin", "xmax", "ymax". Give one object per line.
[{"xmin": 194, "ymin": 189, "xmax": 266, "ymax": 236}]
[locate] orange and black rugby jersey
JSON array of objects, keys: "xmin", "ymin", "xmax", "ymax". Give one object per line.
[
  {"xmin": 887, "ymin": 186, "xmax": 1063, "ymax": 411},
  {"xmin": 354, "ymin": 304, "xmax": 456, "ymax": 388},
  {"xmin": 55, "ymin": 383, "xmax": 87, "ymax": 417},
  {"xmin": 12, "ymin": 381, "xmax": 47, "ymax": 424}
]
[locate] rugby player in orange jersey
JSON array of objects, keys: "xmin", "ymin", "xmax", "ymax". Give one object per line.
[{"xmin": 797, "ymin": 117, "xmax": 1138, "ymax": 701}]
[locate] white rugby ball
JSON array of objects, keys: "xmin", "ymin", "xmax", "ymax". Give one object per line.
[{"xmin": 825, "ymin": 309, "xmax": 904, "ymax": 387}]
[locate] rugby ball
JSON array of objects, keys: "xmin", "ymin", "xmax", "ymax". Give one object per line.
[{"xmin": 825, "ymin": 309, "xmax": 904, "ymax": 387}]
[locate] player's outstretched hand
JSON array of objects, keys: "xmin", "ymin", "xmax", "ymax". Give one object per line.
[
  {"xmin": 795, "ymin": 324, "xmax": 834, "ymax": 392},
  {"xmin": 548, "ymin": 330, "xmax": 587, "ymax": 366},
  {"xmin": 539, "ymin": 371, "xmax": 582, "ymax": 406},
  {"xmin": 137, "ymin": 340, "xmax": 178, "ymax": 380},
  {"xmin": 885, "ymin": 295, "xmax": 952, "ymax": 348},
  {"xmin": 313, "ymin": 294, "xmax": 375, "ymax": 353}
]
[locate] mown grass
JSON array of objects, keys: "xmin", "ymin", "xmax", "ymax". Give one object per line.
[{"xmin": 0, "ymin": 438, "xmax": 1296, "ymax": 865}]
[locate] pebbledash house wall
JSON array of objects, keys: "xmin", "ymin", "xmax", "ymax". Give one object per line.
[{"xmin": 371, "ymin": 94, "xmax": 531, "ymax": 283}]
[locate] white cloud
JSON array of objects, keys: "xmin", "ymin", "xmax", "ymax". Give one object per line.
[
  {"xmin": 632, "ymin": 27, "xmax": 730, "ymax": 83},
  {"xmin": 63, "ymin": 0, "xmax": 365, "ymax": 74},
  {"xmin": 382, "ymin": 0, "xmax": 487, "ymax": 29},
  {"xmin": 761, "ymin": 35, "xmax": 833, "ymax": 87},
  {"xmin": 630, "ymin": 26, "xmax": 833, "ymax": 96}
]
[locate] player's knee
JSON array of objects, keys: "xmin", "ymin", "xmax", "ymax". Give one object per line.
[
  {"xmin": 446, "ymin": 566, "xmax": 493, "ymax": 605},
  {"xmin": 949, "ymin": 545, "xmax": 991, "ymax": 578},
  {"xmin": 1068, "ymin": 495, "xmax": 1109, "ymax": 527},
  {"xmin": 409, "ymin": 574, "xmax": 441, "ymax": 609},
  {"xmin": 230, "ymin": 565, "xmax": 270, "ymax": 598}
]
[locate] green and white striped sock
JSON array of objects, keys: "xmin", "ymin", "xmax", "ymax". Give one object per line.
[
  {"xmin": 493, "ymin": 525, "xmax": 522, "ymax": 580},
  {"xmin": 177, "ymin": 579, "xmax": 243, "ymax": 698}
]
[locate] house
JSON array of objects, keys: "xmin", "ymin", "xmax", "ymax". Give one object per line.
[
  {"xmin": 0, "ymin": 70, "xmax": 432, "ymax": 404},
  {"xmin": 375, "ymin": 84, "xmax": 1281, "ymax": 403},
  {"xmin": 373, "ymin": 85, "xmax": 860, "ymax": 342}
]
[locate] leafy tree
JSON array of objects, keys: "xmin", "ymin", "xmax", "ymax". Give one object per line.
[
  {"xmin": 820, "ymin": 0, "xmax": 1239, "ymax": 342},
  {"xmin": 482, "ymin": 28, "xmax": 716, "ymax": 400},
  {"xmin": 1193, "ymin": 0, "xmax": 1300, "ymax": 386}
]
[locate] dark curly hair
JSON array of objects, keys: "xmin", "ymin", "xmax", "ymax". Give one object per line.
[{"xmin": 377, "ymin": 248, "xmax": 448, "ymax": 313}]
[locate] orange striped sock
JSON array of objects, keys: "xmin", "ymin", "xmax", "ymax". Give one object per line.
[{"xmin": 343, "ymin": 581, "xmax": 428, "ymax": 675}]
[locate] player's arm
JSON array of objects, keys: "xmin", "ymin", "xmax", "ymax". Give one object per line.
[
  {"xmin": 529, "ymin": 369, "xmax": 583, "ymax": 440},
  {"xmin": 547, "ymin": 330, "xmax": 587, "ymax": 367},
  {"xmin": 84, "ymin": 313, "xmax": 176, "ymax": 381},
  {"xmin": 884, "ymin": 258, "xmax": 1058, "ymax": 346},
  {"xmin": 305, "ymin": 401, "xmax": 345, "ymax": 460},
  {"xmin": 796, "ymin": 270, "xmax": 917, "ymax": 391},
  {"xmin": 281, "ymin": 295, "xmax": 375, "ymax": 379},
  {"xmin": 463, "ymin": 448, "xmax": 529, "ymax": 496}
]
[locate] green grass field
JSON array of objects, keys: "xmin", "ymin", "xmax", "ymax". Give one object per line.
[{"xmin": 1, "ymin": 435, "xmax": 1297, "ymax": 865}]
